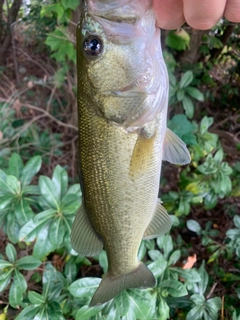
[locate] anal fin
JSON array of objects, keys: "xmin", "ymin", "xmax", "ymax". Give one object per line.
[
  {"xmin": 143, "ymin": 200, "xmax": 172, "ymax": 240},
  {"xmin": 71, "ymin": 204, "xmax": 103, "ymax": 256},
  {"xmin": 163, "ymin": 128, "xmax": 191, "ymax": 165}
]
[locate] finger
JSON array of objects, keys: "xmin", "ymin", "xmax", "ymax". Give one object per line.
[
  {"xmin": 224, "ymin": 0, "xmax": 240, "ymax": 22},
  {"xmin": 153, "ymin": 0, "xmax": 185, "ymax": 30},
  {"xmin": 183, "ymin": 0, "xmax": 227, "ymax": 29}
]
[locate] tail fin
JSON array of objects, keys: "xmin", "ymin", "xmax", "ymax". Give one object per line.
[{"xmin": 90, "ymin": 263, "xmax": 156, "ymax": 306}]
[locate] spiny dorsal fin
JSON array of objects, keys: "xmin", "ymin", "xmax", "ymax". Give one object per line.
[
  {"xmin": 143, "ymin": 200, "xmax": 172, "ymax": 240},
  {"xmin": 163, "ymin": 128, "xmax": 191, "ymax": 165},
  {"xmin": 71, "ymin": 204, "xmax": 103, "ymax": 256}
]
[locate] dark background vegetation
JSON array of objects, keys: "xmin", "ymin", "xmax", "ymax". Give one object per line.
[{"xmin": 0, "ymin": 0, "xmax": 239, "ymax": 319}]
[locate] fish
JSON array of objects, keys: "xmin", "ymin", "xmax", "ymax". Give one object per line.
[{"xmin": 71, "ymin": 0, "xmax": 191, "ymax": 306}]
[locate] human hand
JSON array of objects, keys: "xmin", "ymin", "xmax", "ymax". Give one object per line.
[{"xmin": 153, "ymin": 0, "xmax": 240, "ymax": 30}]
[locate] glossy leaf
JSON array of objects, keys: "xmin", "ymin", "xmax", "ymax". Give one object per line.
[
  {"xmin": 7, "ymin": 153, "xmax": 23, "ymax": 179},
  {"xmin": 182, "ymin": 95, "xmax": 194, "ymax": 119},
  {"xmin": 198, "ymin": 261, "xmax": 209, "ymax": 295},
  {"xmin": 52, "ymin": 165, "xmax": 68, "ymax": 199},
  {"xmin": 0, "ymin": 269, "xmax": 13, "ymax": 291},
  {"xmin": 114, "ymin": 290, "xmax": 130, "ymax": 316},
  {"xmin": 148, "ymin": 258, "xmax": 168, "ymax": 279},
  {"xmin": 49, "ymin": 217, "xmax": 65, "ymax": 247},
  {"xmin": 39, "ymin": 176, "xmax": 60, "ymax": 210},
  {"xmin": 160, "ymin": 280, "xmax": 188, "ymax": 297},
  {"xmin": 15, "ymin": 305, "xmax": 41, "ymax": 320},
  {"xmin": 76, "ymin": 305, "xmax": 103, "ymax": 320},
  {"xmin": 172, "ymin": 268, "xmax": 201, "ymax": 282},
  {"xmin": 6, "ymin": 243, "xmax": 17, "ymax": 263},
  {"xmin": 185, "ymin": 87, "xmax": 204, "ymax": 101},
  {"xmin": 20, "ymin": 156, "xmax": 42, "ymax": 187},
  {"xmin": 187, "ymin": 220, "xmax": 202, "ymax": 235},
  {"xmin": 16, "ymin": 256, "xmax": 42, "ymax": 270},
  {"xmin": 15, "ymin": 199, "xmax": 34, "ymax": 226},
  {"xmin": 186, "ymin": 305, "xmax": 204, "ymax": 320},
  {"xmin": 180, "ymin": 71, "xmax": 193, "ymax": 88},
  {"xmin": 33, "ymin": 226, "xmax": 56, "ymax": 259},
  {"xmin": 99, "ymin": 250, "xmax": 108, "ymax": 273},
  {"xmin": 69, "ymin": 277, "xmax": 101, "ymax": 299},
  {"xmin": 28, "ymin": 291, "xmax": 45, "ymax": 304}
]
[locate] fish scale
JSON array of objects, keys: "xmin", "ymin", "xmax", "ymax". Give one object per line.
[{"xmin": 71, "ymin": 0, "xmax": 191, "ymax": 306}]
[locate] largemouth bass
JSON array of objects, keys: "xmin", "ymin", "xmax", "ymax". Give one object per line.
[{"xmin": 71, "ymin": 0, "xmax": 190, "ymax": 306}]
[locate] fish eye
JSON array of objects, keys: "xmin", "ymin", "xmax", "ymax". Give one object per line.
[{"xmin": 83, "ymin": 35, "xmax": 103, "ymax": 58}]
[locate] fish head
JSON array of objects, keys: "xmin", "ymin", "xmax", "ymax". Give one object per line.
[{"xmin": 77, "ymin": 0, "xmax": 168, "ymax": 128}]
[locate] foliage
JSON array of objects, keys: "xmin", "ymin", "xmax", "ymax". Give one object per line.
[
  {"xmin": 0, "ymin": 1, "xmax": 240, "ymax": 319},
  {"xmin": 0, "ymin": 154, "xmax": 239, "ymax": 319}
]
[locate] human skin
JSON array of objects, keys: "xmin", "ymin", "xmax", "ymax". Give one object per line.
[{"xmin": 153, "ymin": 0, "xmax": 240, "ymax": 30}]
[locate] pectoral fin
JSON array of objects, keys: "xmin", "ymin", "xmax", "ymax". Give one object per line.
[
  {"xmin": 143, "ymin": 200, "xmax": 172, "ymax": 239},
  {"xmin": 163, "ymin": 128, "xmax": 191, "ymax": 165},
  {"xmin": 71, "ymin": 204, "xmax": 103, "ymax": 256}
]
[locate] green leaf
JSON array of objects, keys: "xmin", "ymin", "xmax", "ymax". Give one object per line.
[
  {"xmin": 0, "ymin": 194, "xmax": 14, "ymax": 210},
  {"xmin": 185, "ymin": 87, "xmax": 204, "ymax": 101},
  {"xmin": 158, "ymin": 296, "xmax": 170, "ymax": 320},
  {"xmin": 16, "ymin": 256, "xmax": 42, "ymax": 270},
  {"xmin": 186, "ymin": 305, "xmax": 204, "ymax": 320},
  {"xmin": 39, "ymin": 176, "xmax": 60, "ymax": 209},
  {"xmin": 0, "ymin": 259, "xmax": 13, "ymax": 269},
  {"xmin": 68, "ymin": 277, "xmax": 101, "ymax": 299},
  {"xmin": 49, "ymin": 217, "xmax": 65, "ymax": 247},
  {"xmin": 173, "ymin": 268, "xmax": 201, "ymax": 282},
  {"xmin": 176, "ymin": 89, "xmax": 185, "ymax": 101},
  {"xmin": 15, "ymin": 199, "xmax": 34, "ymax": 227},
  {"xmin": 114, "ymin": 290, "xmax": 130, "ymax": 316},
  {"xmin": 33, "ymin": 226, "xmax": 56, "ymax": 259},
  {"xmin": 166, "ymin": 30, "xmax": 190, "ymax": 51},
  {"xmin": 180, "ymin": 71, "xmax": 193, "ymax": 88},
  {"xmin": 15, "ymin": 305, "xmax": 41, "ymax": 320},
  {"xmin": 19, "ymin": 209, "xmax": 56, "ymax": 242},
  {"xmin": 168, "ymin": 250, "xmax": 181, "ymax": 266},
  {"xmin": 6, "ymin": 175, "xmax": 20, "ymax": 194},
  {"xmin": 42, "ymin": 263, "xmax": 65, "ymax": 300},
  {"xmin": 99, "ymin": 250, "xmax": 108, "ymax": 273},
  {"xmin": 234, "ymin": 215, "xmax": 240, "ymax": 229},
  {"xmin": 64, "ymin": 259, "xmax": 77, "ymax": 283},
  {"xmin": 187, "ymin": 220, "xmax": 202, "ymax": 235},
  {"xmin": 0, "ymin": 269, "xmax": 13, "ymax": 291},
  {"xmin": 20, "ymin": 156, "xmax": 42, "ymax": 187},
  {"xmin": 190, "ymin": 293, "xmax": 205, "ymax": 305},
  {"xmin": 61, "ymin": 0, "xmax": 80, "ymax": 10},
  {"xmin": 160, "ymin": 280, "xmax": 188, "ymax": 297},
  {"xmin": 7, "ymin": 153, "xmax": 23, "ymax": 179},
  {"xmin": 14, "ymin": 269, "xmax": 27, "ymax": 292},
  {"xmin": 127, "ymin": 289, "xmax": 153, "ymax": 319},
  {"xmin": 6, "ymin": 213, "xmax": 21, "ymax": 244},
  {"xmin": 52, "ymin": 165, "xmax": 68, "ymax": 199},
  {"xmin": 28, "ymin": 291, "xmax": 45, "ymax": 304},
  {"xmin": 76, "ymin": 305, "xmax": 103, "ymax": 320},
  {"xmin": 205, "ymin": 297, "xmax": 221, "ymax": 319},
  {"xmin": 6, "ymin": 243, "xmax": 17, "ymax": 263},
  {"xmin": 198, "ymin": 261, "xmax": 209, "ymax": 295},
  {"xmin": 148, "ymin": 249, "xmax": 164, "ymax": 261},
  {"xmin": 9, "ymin": 270, "xmax": 26, "ymax": 308},
  {"xmin": 200, "ymin": 116, "xmax": 213, "ymax": 135},
  {"xmin": 148, "ymin": 259, "xmax": 167, "ymax": 279},
  {"xmin": 61, "ymin": 194, "xmax": 81, "ymax": 214},
  {"xmin": 182, "ymin": 96, "xmax": 194, "ymax": 119},
  {"xmin": 157, "ymin": 234, "xmax": 173, "ymax": 260}
]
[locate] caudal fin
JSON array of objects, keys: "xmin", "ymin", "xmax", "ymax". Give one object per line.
[{"xmin": 90, "ymin": 263, "xmax": 156, "ymax": 306}]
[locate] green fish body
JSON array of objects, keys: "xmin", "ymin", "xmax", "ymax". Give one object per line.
[{"xmin": 71, "ymin": 0, "xmax": 190, "ymax": 306}]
